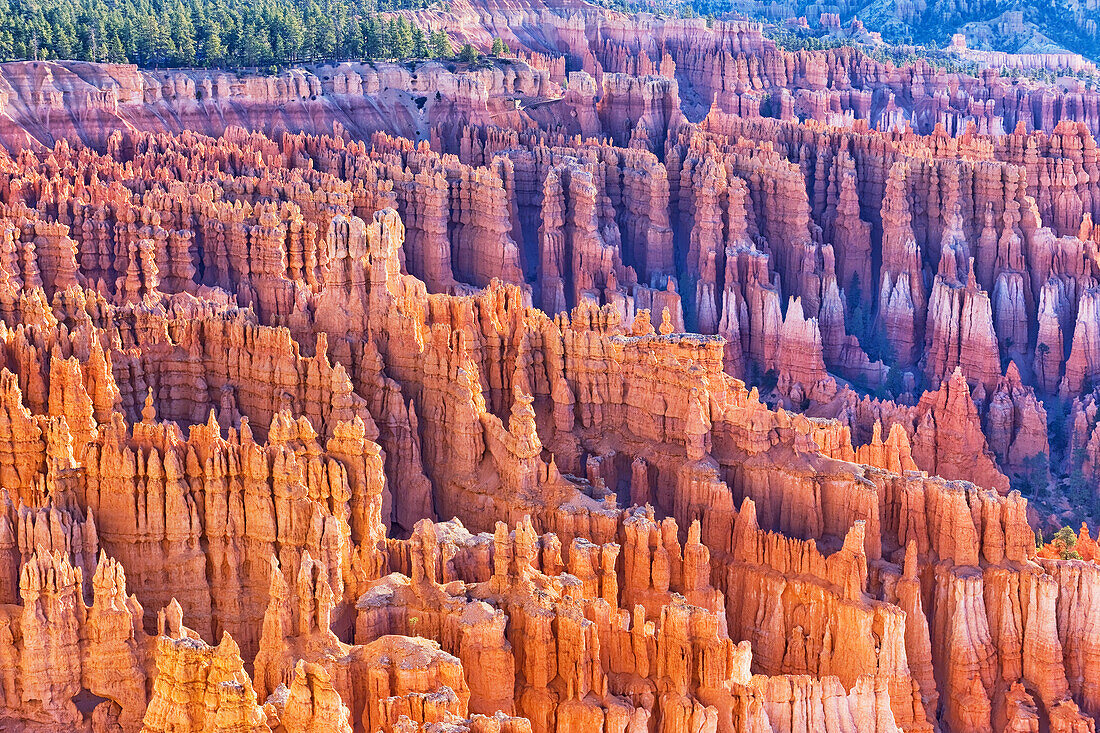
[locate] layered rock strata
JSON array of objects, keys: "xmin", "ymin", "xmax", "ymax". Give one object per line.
[{"xmin": 0, "ymin": 9, "xmax": 1097, "ymax": 731}]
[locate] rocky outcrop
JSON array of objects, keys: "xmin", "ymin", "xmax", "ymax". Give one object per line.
[
  {"xmin": 2, "ymin": 23, "xmax": 1100, "ymax": 733},
  {"xmin": 142, "ymin": 601, "xmax": 267, "ymax": 733},
  {"xmin": 775, "ymin": 297, "xmax": 838, "ymax": 406},
  {"xmin": 911, "ymin": 368, "xmax": 1011, "ymax": 492}
]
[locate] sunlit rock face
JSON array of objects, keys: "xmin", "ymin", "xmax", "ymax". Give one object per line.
[{"xmin": 0, "ymin": 7, "xmax": 1098, "ymax": 731}]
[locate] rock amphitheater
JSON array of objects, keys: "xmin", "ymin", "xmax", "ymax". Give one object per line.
[{"xmin": 0, "ymin": 1, "xmax": 1099, "ymax": 731}]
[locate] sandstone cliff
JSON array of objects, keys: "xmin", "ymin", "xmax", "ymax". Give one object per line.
[{"xmin": 0, "ymin": 11, "xmax": 1097, "ymax": 731}]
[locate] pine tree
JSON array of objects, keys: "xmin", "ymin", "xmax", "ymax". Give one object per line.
[
  {"xmin": 240, "ymin": 22, "xmax": 272, "ymax": 65},
  {"xmin": 0, "ymin": 0, "xmax": 505, "ymax": 68},
  {"xmin": 169, "ymin": 3, "xmax": 197, "ymax": 66},
  {"xmin": 428, "ymin": 29, "xmax": 451, "ymax": 59},
  {"xmin": 83, "ymin": 22, "xmax": 99, "ymax": 62},
  {"xmin": 279, "ymin": 10, "xmax": 307, "ymax": 62},
  {"xmin": 149, "ymin": 14, "xmax": 175, "ymax": 65},
  {"xmin": 490, "ymin": 36, "xmax": 508, "ymax": 55},
  {"xmin": 458, "ymin": 42, "xmax": 478, "ymax": 63},
  {"xmin": 392, "ymin": 17, "xmax": 413, "ymax": 58},
  {"xmin": 1053, "ymin": 526, "xmax": 1082, "ymax": 560},
  {"xmin": 107, "ymin": 32, "xmax": 127, "ymax": 63},
  {"xmin": 412, "ymin": 25, "xmax": 428, "ymax": 58},
  {"xmin": 364, "ymin": 17, "xmax": 384, "ymax": 59},
  {"xmin": 202, "ymin": 27, "xmax": 226, "ymax": 66}
]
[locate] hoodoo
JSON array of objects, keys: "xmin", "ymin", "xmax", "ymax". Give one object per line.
[{"xmin": 0, "ymin": 0, "xmax": 1098, "ymax": 731}]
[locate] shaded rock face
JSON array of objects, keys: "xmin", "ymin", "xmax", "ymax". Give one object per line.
[{"xmin": 2, "ymin": 6, "xmax": 1100, "ymax": 733}]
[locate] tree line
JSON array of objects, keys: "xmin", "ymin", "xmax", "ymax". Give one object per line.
[{"xmin": 0, "ymin": 0, "xmax": 464, "ymax": 67}]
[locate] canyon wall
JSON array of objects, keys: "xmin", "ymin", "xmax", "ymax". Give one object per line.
[{"xmin": 0, "ymin": 3, "xmax": 1097, "ymax": 731}]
